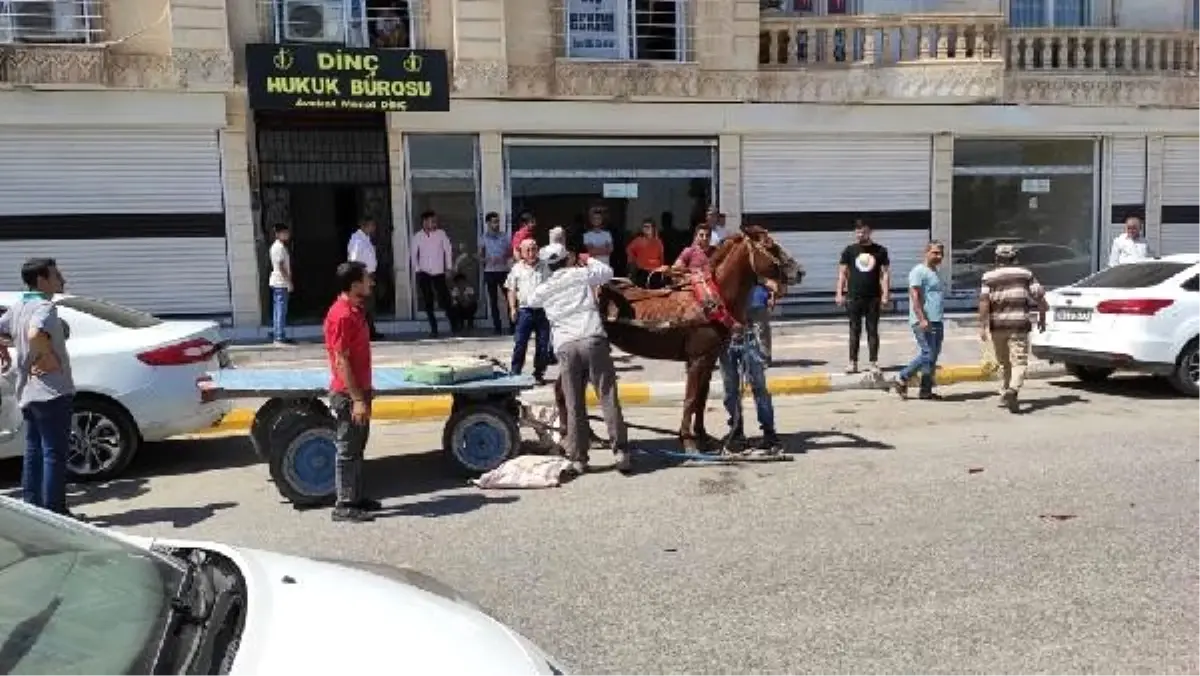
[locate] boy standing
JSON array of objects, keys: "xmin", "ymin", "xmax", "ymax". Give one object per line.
[
  {"xmin": 0, "ymin": 258, "xmax": 75, "ymax": 516},
  {"xmin": 892, "ymin": 241, "xmax": 947, "ymax": 400},
  {"xmin": 506, "ymin": 239, "xmax": 551, "ymax": 382},
  {"xmin": 268, "ymin": 223, "xmax": 294, "ymax": 345}
]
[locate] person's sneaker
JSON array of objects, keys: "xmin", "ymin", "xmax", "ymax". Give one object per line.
[
  {"xmin": 723, "ymin": 429, "xmax": 748, "ymax": 453},
  {"xmin": 613, "ymin": 450, "xmax": 633, "ymax": 474},
  {"xmin": 332, "ymin": 505, "xmax": 375, "ymax": 523},
  {"xmin": 1001, "ymin": 388, "xmax": 1019, "ymax": 413},
  {"xmin": 891, "ymin": 378, "xmax": 909, "ymax": 400},
  {"xmin": 568, "ymin": 460, "xmax": 588, "ymax": 476},
  {"xmin": 353, "ymin": 498, "xmax": 383, "ymax": 512},
  {"xmin": 868, "ymin": 362, "xmax": 882, "ymax": 375},
  {"xmin": 758, "ymin": 432, "xmax": 783, "ymax": 453},
  {"xmin": 845, "ymin": 362, "xmax": 859, "ymax": 374}
]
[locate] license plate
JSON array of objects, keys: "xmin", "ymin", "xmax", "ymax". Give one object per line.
[{"xmin": 1054, "ymin": 308, "xmax": 1092, "ymax": 322}]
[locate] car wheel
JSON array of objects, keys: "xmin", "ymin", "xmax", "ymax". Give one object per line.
[
  {"xmin": 1169, "ymin": 339, "xmax": 1199, "ymax": 398},
  {"xmin": 1065, "ymin": 363, "xmax": 1114, "ymax": 384},
  {"xmin": 69, "ymin": 397, "xmax": 140, "ymax": 482}
]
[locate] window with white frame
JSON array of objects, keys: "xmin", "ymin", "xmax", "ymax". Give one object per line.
[
  {"xmin": 271, "ymin": 0, "xmax": 417, "ymax": 48},
  {"xmin": 759, "ymin": 0, "xmax": 856, "ymax": 13},
  {"xmin": 0, "ymin": 0, "xmax": 102, "ymax": 44},
  {"xmin": 1008, "ymin": 0, "xmax": 1091, "ymax": 27},
  {"xmin": 564, "ymin": 0, "xmax": 689, "ymax": 61}
]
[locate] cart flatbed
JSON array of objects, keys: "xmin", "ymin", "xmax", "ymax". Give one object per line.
[{"xmin": 207, "ymin": 365, "xmax": 537, "ymax": 507}]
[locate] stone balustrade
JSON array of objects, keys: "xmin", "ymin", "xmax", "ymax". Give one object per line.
[
  {"xmin": 1005, "ymin": 28, "xmax": 1198, "ymax": 74},
  {"xmin": 760, "ymin": 13, "xmax": 1004, "ymax": 67}
]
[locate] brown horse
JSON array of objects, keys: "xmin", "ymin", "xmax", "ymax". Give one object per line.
[{"xmin": 596, "ymin": 225, "xmax": 803, "ymax": 451}]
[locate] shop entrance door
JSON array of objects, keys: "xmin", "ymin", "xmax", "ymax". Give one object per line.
[{"xmin": 255, "ymin": 112, "xmax": 392, "ymax": 324}]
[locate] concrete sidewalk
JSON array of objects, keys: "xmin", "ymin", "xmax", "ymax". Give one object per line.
[{"xmin": 209, "ymin": 361, "xmax": 1064, "ymax": 432}]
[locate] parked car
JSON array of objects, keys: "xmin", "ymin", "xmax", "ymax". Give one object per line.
[
  {"xmin": 0, "ymin": 496, "xmax": 566, "ymax": 674},
  {"xmin": 952, "ymin": 242, "xmax": 1092, "ymax": 290},
  {"xmin": 951, "ymin": 236, "xmax": 1027, "ymax": 266},
  {"xmin": 1031, "ymin": 254, "xmax": 1200, "ymax": 397},
  {"xmin": 0, "ymin": 293, "xmax": 232, "ymax": 481}
]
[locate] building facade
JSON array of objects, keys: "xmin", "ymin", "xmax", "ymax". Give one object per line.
[
  {"xmin": 0, "ymin": 0, "xmax": 238, "ymax": 316},
  {"xmin": 4, "ymin": 0, "xmax": 1194, "ymax": 329}
]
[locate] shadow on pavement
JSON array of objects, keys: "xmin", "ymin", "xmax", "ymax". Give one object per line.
[
  {"xmin": 936, "ymin": 390, "xmax": 998, "ymax": 403},
  {"xmin": 770, "ymin": 358, "xmax": 828, "ymax": 369},
  {"xmin": 1048, "ymin": 375, "xmax": 1185, "ymax": 401},
  {"xmin": 84, "ymin": 501, "xmax": 238, "ymax": 529},
  {"xmin": 794, "ymin": 429, "xmax": 895, "ymax": 452},
  {"xmin": 363, "ymin": 449, "xmax": 472, "ymax": 501},
  {"xmin": 130, "ymin": 437, "xmax": 263, "ymax": 479},
  {"xmin": 1017, "ymin": 394, "xmax": 1086, "ymax": 414},
  {"xmin": 375, "ymin": 493, "xmax": 519, "ymax": 519}
]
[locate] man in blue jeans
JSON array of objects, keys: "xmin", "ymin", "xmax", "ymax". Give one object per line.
[
  {"xmin": 0, "ymin": 258, "xmax": 76, "ymax": 516},
  {"xmin": 893, "ymin": 241, "xmax": 946, "ymax": 400},
  {"xmin": 720, "ymin": 284, "xmax": 781, "ymax": 454}
]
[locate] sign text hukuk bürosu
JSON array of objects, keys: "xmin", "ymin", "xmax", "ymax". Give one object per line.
[{"xmin": 245, "ymin": 44, "xmax": 451, "ymax": 113}]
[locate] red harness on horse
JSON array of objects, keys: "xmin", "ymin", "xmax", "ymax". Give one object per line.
[{"xmin": 689, "ymin": 272, "xmax": 741, "ymax": 331}]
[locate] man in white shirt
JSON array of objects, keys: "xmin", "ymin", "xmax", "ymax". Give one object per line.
[
  {"xmin": 707, "ymin": 207, "xmax": 729, "ymax": 246},
  {"xmin": 527, "ymin": 242, "xmax": 629, "ymax": 475},
  {"xmin": 1108, "ymin": 215, "xmax": 1153, "ymax": 267},
  {"xmin": 410, "ymin": 210, "xmax": 455, "ymax": 337},
  {"xmin": 268, "ymin": 224, "xmax": 294, "ymax": 345},
  {"xmin": 346, "ymin": 219, "xmax": 383, "ymax": 340},
  {"xmin": 582, "ymin": 208, "xmax": 614, "ymax": 266}
]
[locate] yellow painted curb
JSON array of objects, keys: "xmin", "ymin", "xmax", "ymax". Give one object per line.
[{"xmin": 199, "ymin": 364, "xmax": 1009, "ymax": 436}]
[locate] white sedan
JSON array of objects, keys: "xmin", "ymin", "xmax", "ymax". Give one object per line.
[
  {"xmin": 1031, "ymin": 254, "xmax": 1200, "ymax": 397},
  {"xmin": 0, "ymin": 293, "xmax": 232, "ymax": 480},
  {"xmin": 0, "ymin": 496, "xmax": 566, "ymax": 674}
]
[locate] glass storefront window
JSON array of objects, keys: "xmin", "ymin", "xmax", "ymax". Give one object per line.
[
  {"xmin": 950, "ymin": 139, "xmax": 1097, "ymax": 294},
  {"xmin": 504, "ymin": 141, "xmax": 715, "ymax": 277},
  {"xmin": 406, "ymin": 134, "xmax": 480, "ymax": 317}
]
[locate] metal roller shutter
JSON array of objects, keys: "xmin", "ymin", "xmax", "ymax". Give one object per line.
[
  {"xmin": 742, "ymin": 136, "xmax": 932, "ymax": 302},
  {"xmin": 0, "ymin": 128, "xmax": 230, "ymax": 315},
  {"xmin": 1161, "ymin": 137, "xmax": 1199, "ymax": 256},
  {"xmin": 1106, "ymin": 136, "xmax": 1146, "ymax": 244}
]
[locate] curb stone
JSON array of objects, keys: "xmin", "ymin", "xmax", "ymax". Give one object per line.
[{"xmin": 202, "ymin": 362, "xmax": 1066, "ymax": 434}]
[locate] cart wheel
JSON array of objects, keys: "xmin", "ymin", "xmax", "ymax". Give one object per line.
[
  {"xmin": 249, "ymin": 398, "xmax": 289, "ymax": 460},
  {"xmin": 442, "ymin": 403, "xmax": 520, "ymax": 475},
  {"xmin": 268, "ymin": 411, "xmax": 338, "ymax": 507}
]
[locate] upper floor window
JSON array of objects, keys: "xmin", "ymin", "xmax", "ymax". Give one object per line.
[
  {"xmin": 1008, "ymin": 0, "xmax": 1091, "ymax": 27},
  {"xmin": 564, "ymin": 0, "xmax": 690, "ymax": 62},
  {"xmin": 760, "ymin": 0, "xmax": 856, "ymax": 13},
  {"xmin": 271, "ymin": 0, "xmax": 416, "ymax": 48},
  {"xmin": 0, "ymin": 0, "xmax": 102, "ymax": 44}
]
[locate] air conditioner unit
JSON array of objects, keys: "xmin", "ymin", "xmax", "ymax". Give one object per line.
[
  {"xmin": 10, "ymin": 0, "xmax": 87, "ymax": 42},
  {"xmin": 281, "ymin": 0, "xmax": 346, "ymax": 43}
]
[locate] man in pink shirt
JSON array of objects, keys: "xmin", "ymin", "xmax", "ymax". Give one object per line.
[
  {"xmin": 511, "ymin": 212, "xmax": 536, "ymax": 257},
  {"xmin": 410, "ymin": 210, "xmax": 454, "ymax": 337},
  {"xmin": 673, "ymin": 223, "xmax": 714, "ymax": 272}
]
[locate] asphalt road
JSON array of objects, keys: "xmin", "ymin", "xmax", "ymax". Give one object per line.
[{"xmin": 3, "ymin": 376, "xmax": 1197, "ymax": 674}]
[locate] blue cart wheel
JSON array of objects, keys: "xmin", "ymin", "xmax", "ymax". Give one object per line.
[
  {"xmin": 267, "ymin": 411, "xmax": 338, "ymax": 507},
  {"xmin": 442, "ymin": 403, "xmax": 520, "ymax": 475}
]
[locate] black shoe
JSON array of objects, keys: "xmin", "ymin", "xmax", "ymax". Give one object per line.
[
  {"xmin": 918, "ymin": 392, "xmax": 943, "ymax": 401},
  {"xmin": 891, "ymin": 378, "xmax": 909, "ymax": 400},
  {"xmin": 758, "ymin": 432, "xmax": 783, "ymax": 452},
  {"xmin": 494, "ymin": 327, "xmax": 503, "ymax": 336},
  {"xmin": 723, "ymin": 429, "xmax": 748, "ymax": 453},
  {"xmin": 353, "ymin": 498, "xmax": 383, "ymax": 512},
  {"xmin": 613, "ymin": 449, "xmax": 633, "ymax": 474},
  {"xmin": 332, "ymin": 506, "xmax": 375, "ymax": 523}
]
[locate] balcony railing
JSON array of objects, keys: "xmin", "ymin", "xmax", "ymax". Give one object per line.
[
  {"xmin": 260, "ymin": 0, "xmax": 418, "ymax": 48},
  {"xmin": 760, "ymin": 14, "xmax": 1003, "ymax": 67},
  {"xmin": 0, "ymin": 0, "xmax": 103, "ymax": 45},
  {"xmin": 1005, "ymin": 28, "xmax": 1198, "ymax": 74},
  {"xmin": 760, "ymin": 12, "xmax": 1199, "ymax": 75}
]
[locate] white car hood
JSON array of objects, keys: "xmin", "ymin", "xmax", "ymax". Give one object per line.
[{"xmin": 129, "ymin": 535, "xmax": 557, "ymax": 675}]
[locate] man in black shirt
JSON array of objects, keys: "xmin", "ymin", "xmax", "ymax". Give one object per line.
[{"xmin": 836, "ymin": 220, "xmax": 891, "ymax": 374}]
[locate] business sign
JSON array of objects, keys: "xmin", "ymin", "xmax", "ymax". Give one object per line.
[
  {"xmin": 245, "ymin": 44, "xmax": 450, "ymax": 112},
  {"xmin": 566, "ymin": 0, "xmax": 623, "ymax": 59}
]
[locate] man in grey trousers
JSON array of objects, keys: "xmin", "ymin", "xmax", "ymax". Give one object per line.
[{"xmin": 527, "ymin": 241, "xmax": 630, "ymax": 475}]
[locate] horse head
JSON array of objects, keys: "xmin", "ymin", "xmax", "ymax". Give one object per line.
[{"xmin": 736, "ymin": 224, "xmax": 804, "ymax": 293}]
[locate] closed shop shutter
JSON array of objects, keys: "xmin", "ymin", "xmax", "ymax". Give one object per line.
[
  {"xmin": 1107, "ymin": 136, "xmax": 1146, "ymax": 243},
  {"xmin": 1161, "ymin": 136, "xmax": 1199, "ymax": 256},
  {"xmin": 742, "ymin": 136, "xmax": 932, "ymax": 303},
  {"xmin": 0, "ymin": 128, "xmax": 229, "ymax": 315}
]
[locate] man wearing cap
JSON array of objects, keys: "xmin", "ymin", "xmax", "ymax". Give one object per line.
[
  {"xmin": 526, "ymin": 240, "xmax": 630, "ymax": 475},
  {"xmin": 978, "ymin": 244, "xmax": 1047, "ymax": 413}
]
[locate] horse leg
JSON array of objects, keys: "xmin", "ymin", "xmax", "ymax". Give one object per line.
[
  {"xmin": 678, "ymin": 359, "xmax": 701, "ymax": 452},
  {"xmin": 692, "ymin": 350, "xmax": 721, "ymax": 451}
]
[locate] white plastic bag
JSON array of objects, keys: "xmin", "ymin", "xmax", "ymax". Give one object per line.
[{"xmin": 472, "ymin": 455, "xmax": 573, "ymax": 489}]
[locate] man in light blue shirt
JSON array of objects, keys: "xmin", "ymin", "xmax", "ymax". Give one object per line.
[{"xmin": 893, "ymin": 241, "xmax": 946, "ymax": 400}]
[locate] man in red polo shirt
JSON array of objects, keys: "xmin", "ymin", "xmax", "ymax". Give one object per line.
[{"xmin": 324, "ymin": 261, "xmax": 377, "ymax": 523}]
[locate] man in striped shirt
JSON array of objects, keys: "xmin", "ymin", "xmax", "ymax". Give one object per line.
[{"xmin": 978, "ymin": 244, "xmax": 1048, "ymax": 413}]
